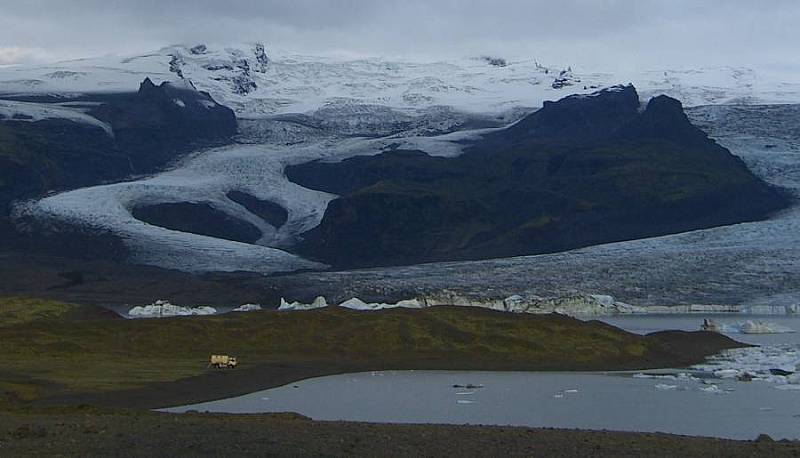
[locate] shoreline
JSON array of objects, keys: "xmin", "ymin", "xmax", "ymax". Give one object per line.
[
  {"xmin": 44, "ymin": 327, "xmax": 746, "ymax": 411},
  {"xmin": 2, "ymin": 298, "xmax": 796, "ymax": 456}
]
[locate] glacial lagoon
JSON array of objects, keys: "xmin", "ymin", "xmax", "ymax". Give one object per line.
[{"xmin": 164, "ymin": 315, "xmax": 800, "ymax": 440}]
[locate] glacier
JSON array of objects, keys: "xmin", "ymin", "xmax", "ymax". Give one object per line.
[
  {"xmin": 5, "ymin": 44, "xmax": 800, "ymax": 306},
  {"xmin": 3, "ymin": 44, "xmax": 800, "ymax": 116}
]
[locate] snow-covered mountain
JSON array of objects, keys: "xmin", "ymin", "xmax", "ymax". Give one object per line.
[
  {"xmin": 5, "ymin": 43, "xmax": 800, "ymax": 283},
  {"xmin": 2, "ymin": 43, "xmax": 799, "ymax": 120}
]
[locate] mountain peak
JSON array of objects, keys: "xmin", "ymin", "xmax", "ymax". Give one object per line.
[
  {"xmin": 617, "ymin": 94, "xmax": 710, "ymax": 145},
  {"xmin": 502, "ymin": 84, "xmax": 640, "ymax": 144}
]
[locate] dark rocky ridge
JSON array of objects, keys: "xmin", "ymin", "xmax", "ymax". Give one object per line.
[
  {"xmin": 90, "ymin": 78, "xmax": 237, "ymax": 171},
  {"xmin": 288, "ymin": 85, "xmax": 789, "ymax": 268},
  {"xmin": 227, "ymin": 191, "xmax": 289, "ymax": 229},
  {"xmin": 0, "ymin": 78, "xmax": 237, "ymax": 252},
  {"xmin": 131, "ymin": 202, "xmax": 262, "ymax": 244}
]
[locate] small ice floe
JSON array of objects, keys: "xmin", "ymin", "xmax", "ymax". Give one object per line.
[
  {"xmin": 553, "ymin": 389, "xmax": 579, "ymax": 398},
  {"xmin": 261, "ymin": 397, "xmax": 270, "ymax": 401},
  {"xmin": 452, "ymin": 384, "xmax": 484, "ymax": 389},
  {"xmin": 232, "ymin": 303, "xmax": 262, "ymax": 312},
  {"xmin": 633, "ymin": 372, "xmax": 699, "ymax": 381},
  {"xmin": 710, "ymin": 320, "xmax": 795, "ymax": 334},
  {"xmin": 739, "ymin": 320, "xmax": 795, "ymax": 334},
  {"xmin": 655, "ymin": 384, "xmax": 678, "ymax": 391},
  {"xmin": 456, "ymin": 400, "xmax": 475, "ymax": 405},
  {"xmin": 694, "ymin": 344, "xmax": 800, "ymax": 385},
  {"xmin": 128, "ymin": 300, "xmax": 217, "ymax": 318},
  {"xmin": 714, "ymin": 369, "xmax": 741, "ymax": 379},
  {"xmin": 698, "ymin": 384, "xmax": 730, "ymax": 394}
]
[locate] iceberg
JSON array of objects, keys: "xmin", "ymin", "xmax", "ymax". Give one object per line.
[
  {"xmin": 693, "ymin": 344, "xmax": 800, "ymax": 385},
  {"xmin": 339, "ymin": 297, "xmax": 424, "ymax": 311},
  {"xmin": 232, "ymin": 303, "xmax": 262, "ymax": 312},
  {"xmin": 128, "ymin": 300, "xmax": 217, "ymax": 318},
  {"xmin": 278, "ymin": 296, "xmax": 328, "ymax": 311},
  {"xmin": 655, "ymin": 384, "xmax": 678, "ymax": 390},
  {"xmin": 278, "ymin": 296, "xmax": 424, "ymax": 311},
  {"xmin": 739, "ymin": 320, "xmax": 795, "ymax": 334}
]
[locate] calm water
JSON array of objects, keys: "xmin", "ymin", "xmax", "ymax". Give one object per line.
[
  {"xmin": 165, "ymin": 315, "xmax": 800, "ymax": 440},
  {"xmin": 599, "ymin": 314, "xmax": 800, "ymax": 346}
]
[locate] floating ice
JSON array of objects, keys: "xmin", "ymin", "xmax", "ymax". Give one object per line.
[
  {"xmin": 232, "ymin": 303, "xmax": 262, "ymax": 312},
  {"xmin": 693, "ymin": 344, "xmax": 800, "ymax": 385},
  {"xmin": 128, "ymin": 300, "xmax": 217, "ymax": 318},
  {"xmin": 698, "ymin": 384, "xmax": 727, "ymax": 394},
  {"xmin": 633, "ymin": 372, "xmax": 699, "ymax": 382},
  {"xmin": 339, "ymin": 297, "xmax": 425, "ymax": 311},
  {"xmin": 739, "ymin": 320, "xmax": 795, "ymax": 334},
  {"xmin": 278, "ymin": 296, "xmax": 424, "ymax": 311},
  {"xmin": 278, "ymin": 296, "xmax": 328, "ymax": 311},
  {"xmin": 655, "ymin": 384, "xmax": 678, "ymax": 391}
]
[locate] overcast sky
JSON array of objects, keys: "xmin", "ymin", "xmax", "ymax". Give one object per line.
[{"xmin": 1, "ymin": 0, "xmax": 799, "ymax": 71}]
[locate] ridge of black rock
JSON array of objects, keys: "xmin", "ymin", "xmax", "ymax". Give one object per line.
[
  {"xmin": 0, "ymin": 78, "xmax": 238, "ymax": 253},
  {"xmin": 90, "ymin": 78, "xmax": 236, "ymax": 171},
  {"xmin": 497, "ymin": 84, "xmax": 640, "ymax": 145},
  {"xmin": 617, "ymin": 95, "xmax": 710, "ymax": 146},
  {"xmin": 289, "ymin": 85, "xmax": 790, "ymax": 268}
]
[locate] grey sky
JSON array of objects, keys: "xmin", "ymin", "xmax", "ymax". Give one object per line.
[{"xmin": 1, "ymin": 0, "xmax": 798, "ymax": 70}]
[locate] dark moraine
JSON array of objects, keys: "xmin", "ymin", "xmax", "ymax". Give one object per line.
[
  {"xmin": 227, "ymin": 191, "xmax": 289, "ymax": 228},
  {"xmin": 131, "ymin": 202, "xmax": 261, "ymax": 243}
]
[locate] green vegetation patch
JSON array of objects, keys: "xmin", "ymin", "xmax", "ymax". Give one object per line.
[{"xmin": 0, "ymin": 302, "xmax": 742, "ymax": 409}]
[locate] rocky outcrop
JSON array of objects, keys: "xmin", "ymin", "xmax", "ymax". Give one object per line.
[
  {"xmin": 551, "ymin": 68, "xmax": 580, "ymax": 89},
  {"xmin": 130, "ymin": 202, "xmax": 262, "ymax": 244},
  {"xmin": 1, "ymin": 78, "xmax": 238, "ymax": 252},
  {"xmin": 167, "ymin": 43, "xmax": 267, "ymax": 96},
  {"xmin": 499, "ymin": 84, "xmax": 640, "ymax": 143},
  {"xmin": 90, "ymin": 78, "xmax": 237, "ymax": 171},
  {"xmin": 253, "ymin": 42, "xmax": 269, "ymax": 72},
  {"xmin": 290, "ymin": 85, "xmax": 788, "ymax": 268},
  {"xmin": 480, "ymin": 56, "xmax": 508, "ymax": 67}
]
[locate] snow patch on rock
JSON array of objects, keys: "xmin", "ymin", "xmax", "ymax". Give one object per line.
[{"xmin": 0, "ymin": 100, "xmax": 113, "ymax": 136}]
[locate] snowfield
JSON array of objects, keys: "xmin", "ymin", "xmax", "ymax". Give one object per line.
[{"xmin": 2, "ymin": 44, "xmax": 800, "ymax": 118}]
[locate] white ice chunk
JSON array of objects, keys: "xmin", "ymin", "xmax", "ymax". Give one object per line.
[
  {"xmin": 128, "ymin": 300, "xmax": 217, "ymax": 318},
  {"xmin": 232, "ymin": 303, "xmax": 262, "ymax": 312}
]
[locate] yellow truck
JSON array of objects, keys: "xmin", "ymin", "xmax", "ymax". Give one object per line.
[{"xmin": 209, "ymin": 354, "xmax": 238, "ymax": 369}]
